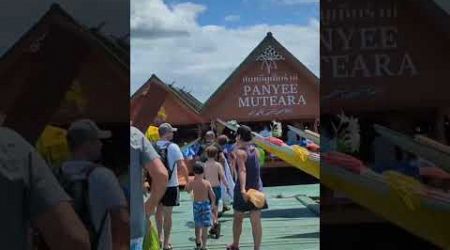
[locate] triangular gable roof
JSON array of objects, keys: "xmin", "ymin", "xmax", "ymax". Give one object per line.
[
  {"xmin": 131, "ymin": 74, "xmax": 205, "ymax": 128},
  {"xmin": 132, "ymin": 74, "xmax": 203, "ymax": 114},
  {"xmin": 201, "ymin": 32, "xmax": 319, "ymax": 122},
  {"xmin": 131, "ymin": 75, "xmax": 169, "ymax": 131},
  {"xmin": 0, "ymin": 4, "xmax": 130, "ymax": 142},
  {"xmin": 169, "ymin": 87, "xmax": 204, "ymax": 112},
  {"xmin": 0, "ymin": 4, "xmax": 128, "ymax": 76},
  {"xmin": 202, "ymin": 32, "xmax": 319, "ymax": 111}
]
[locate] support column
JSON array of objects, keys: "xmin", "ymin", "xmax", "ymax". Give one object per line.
[{"xmin": 435, "ymin": 107, "xmax": 449, "ymax": 145}]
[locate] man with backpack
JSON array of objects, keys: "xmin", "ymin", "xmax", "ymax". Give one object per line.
[
  {"xmin": 154, "ymin": 123, "xmax": 189, "ymax": 250},
  {"xmin": 0, "ymin": 126, "xmax": 90, "ymax": 250},
  {"xmin": 60, "ymin": 119, "xmax": 129, "ymax": 250}
]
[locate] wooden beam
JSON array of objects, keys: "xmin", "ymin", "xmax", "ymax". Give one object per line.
[{"xmin": 131, "ymin": 83, "xmax": 168, "ymax": 132}]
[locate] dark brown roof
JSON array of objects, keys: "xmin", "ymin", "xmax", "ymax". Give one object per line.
[
  {"xmin": 132, "ymin": 74, "xmax": 203, "ymax": 114},
  {"xmin": 0, "ymin": 3, "xmax": 129, "ymax": 72},
  {"xmin": 168, "ymin": 85, "xmax": 203, "ymax": 112}
]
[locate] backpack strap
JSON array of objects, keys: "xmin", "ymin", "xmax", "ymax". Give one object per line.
[
  {"xmin": 163, "ymin": 142, "xmax": 177, "ymax": 180},
  {"xmin": 152, "ymin": 141, "xmax": 177, "ymax": 181},
  {"xmin": 85, "ymin": 164, "xmax": 97, "ymax": 179},
  {"xmin": 26, "ymin": 152, "xmax": 38, "ymax": 246},
  {"xmin": 91, "ymin": 209, "xmax": 109, "ymax": 250},
  {"xmin": 26, "ymin": 152, "xmax": 32, "ymax": 219},
  {"xmin": 83, "ymin": 165, "xmax": 105, "ymax": 250},
  {"xmin": 66, "ymin": 164, "xmax": 96, "ymax": 248}
]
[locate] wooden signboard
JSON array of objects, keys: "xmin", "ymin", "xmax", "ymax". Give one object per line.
[
  {"xmin": 202, "ymin": 33, "xmax": 319, "ymax": 122},
  {"xmin": 321, "ymin": 0, "xmax": 450, "ymax": 114}
]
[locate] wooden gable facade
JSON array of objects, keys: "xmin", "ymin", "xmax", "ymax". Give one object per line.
[
  {"xmin": 131, "ymin": 74, "xmax": 205, "ymax": 132},
  {"xmin": 0, "ymin": 4, "xmax": 129, "ymax": 143},
  {"xmin": 201, "ymin": 32, "xmax": 319, "ymax": 123}
]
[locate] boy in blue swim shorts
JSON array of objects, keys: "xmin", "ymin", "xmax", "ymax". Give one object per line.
[{"xmin": 185, "ymin": 162, "xmax": 216, "ymax": 250}]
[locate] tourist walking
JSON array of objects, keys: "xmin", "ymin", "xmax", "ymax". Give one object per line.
[
  {"xmin": 0, "ymin": 126, "xmax": 90, "ymax": 250},
  {"xmin": 227, "ymin": 125, "xmax": 268, "ymax": 250},
  {"xmin": 61, "ymin": 119, "xmax": 129, "ymax": 250},
  {"xmin": 217, "ymin": 135, "xmax": 235, "ymax": 209},
  {"xmin": 154, "ymin": 123, "xmax": 190, "ymax": 250},
  {"xmin": 130, "ymin": 125, "xmax": 169, "ymax": 250},
  {"xmin": 204, "ymin": 146, "xmax": 229, "ymax": 235},
  {"xmin": 184, "ymin": 162, "xmax": 216, "ymax": 250}
]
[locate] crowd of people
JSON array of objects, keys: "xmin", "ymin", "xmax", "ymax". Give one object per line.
[
  {"xmin": 0, "ymin": 118, "xmax": 268, "ymax": 250},
  {"xmin": 130, "ymin": 122, "xmax": 268, "ymax": 250},
  {"xmin": 1, "ymin": 119, "xmax": 130, "ymax": 250}
]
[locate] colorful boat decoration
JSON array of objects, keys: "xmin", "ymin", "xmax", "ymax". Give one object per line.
[
  {"xmin": 322, "ymin": 151, "xmax": 450, "ymax": 249},
  {"xmin": 374, "ymin": 124, "xmax": 450, "ymax": 173},
  {"xmin": 216, "ymin": 119, "xmax": 320, "ymax": 179},
  {"xmin": 288, "ymin": 124, "xmax": 320, "ymax": 145}
]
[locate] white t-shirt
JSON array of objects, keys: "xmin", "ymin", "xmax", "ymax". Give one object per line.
[{"xmin": 156, "ymin": 140, "xmax": 184, "ymax": 187}]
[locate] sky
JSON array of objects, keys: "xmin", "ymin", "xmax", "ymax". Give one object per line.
[
  {"xmin": 131, "ymin": 0, "xmax": 319, "ymax": 102},
  {"xmin": 0, "ymin": 0, "xmax": 129, "ymax": 55}
]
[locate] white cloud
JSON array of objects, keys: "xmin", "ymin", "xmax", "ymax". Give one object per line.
[
  {"xmin": 131, "ymin": 0, "xmax": 205, "ymax": 38},
  {"xmin": 131, "ymin": 0, "xmax": 319, "ymax": 103},
  {"xmin": 224, "ymin": 14, "xmax": 240, "ymax": 22}
]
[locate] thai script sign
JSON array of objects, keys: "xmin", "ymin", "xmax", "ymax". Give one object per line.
[
  {"xmin": 238, "ymin": 46, "xmax": 307, "ymax": 117},
  {"xmin": 321, "ymin": 2, "xmax": 418, "ymax": 79}
]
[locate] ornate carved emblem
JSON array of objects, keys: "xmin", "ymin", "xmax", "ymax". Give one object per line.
[{"xmin": 256, "ymin": 46, "xmax": 285, "ymax": 74}]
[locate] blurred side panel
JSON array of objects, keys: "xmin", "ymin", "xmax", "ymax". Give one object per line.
[{"xmin": 321, "ymin": 0, "xmax": 450, "ymax": 249}]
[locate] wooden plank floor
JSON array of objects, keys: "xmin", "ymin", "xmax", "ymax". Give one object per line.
[{"xmin": 165, "ymin": 184, "xmax": 320, "ymax": 250}]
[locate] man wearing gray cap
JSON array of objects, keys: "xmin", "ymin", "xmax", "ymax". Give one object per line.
[
  {"xmin": 61, "ymin": 119, "xmax": 129, "ymax": 250},
  {"xmin": 155, "ymin": 123, "xmax": 189, "ymax": 250},
  {"xmin": 0, "ymin": 126, "xmax": 90, "ymax": 250}
]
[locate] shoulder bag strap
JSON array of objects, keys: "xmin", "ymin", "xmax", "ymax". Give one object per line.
[
  {"xmin": 164, "ymin": 142, "xmax": 177, "ymax": 179},
  {"xmin": 91, "ymin": 210, "xmax": 109, "ymax": 250}
]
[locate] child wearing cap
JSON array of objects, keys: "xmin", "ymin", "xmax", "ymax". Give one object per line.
[{"xmin": 185, "ymin": 162, "xmax": 216, "ymax": 250}]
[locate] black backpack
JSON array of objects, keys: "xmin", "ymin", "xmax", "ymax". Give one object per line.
[
  {"xmin": 153, "ymin": 142, "xmax": 176, "ymax": 179},
  {"xmin": 55, "ymin": 165, "xmax": 108, "ymax": 250}
]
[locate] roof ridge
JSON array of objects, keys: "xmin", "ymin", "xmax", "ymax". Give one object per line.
[
  {"xmin": 132, "ymin": 74, "xmax": 203, "ymax": 114},
  {"xmin": 167, "ymin": 83, "xmax": 203, "ymax": 112},
  {"xmin": 1, "ymin": 3, "xmax": 129, "ymax": 72},
  {"xmin": 131, "ymin": 74, "xmax": 159, "ymax": 99}
]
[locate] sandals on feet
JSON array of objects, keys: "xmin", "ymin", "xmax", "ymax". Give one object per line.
[
  {"xmin": 226, "ymin": 244, "xmax": 239, "ymax": 250},
  {"xmin": 163, "ymin": 244, "xmax": 173, "ymax": 250}
]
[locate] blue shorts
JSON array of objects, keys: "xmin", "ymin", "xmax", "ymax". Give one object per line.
[
  {"xmin": 212, "ymin": 186, "xmax": 222, "ymax": 205},
  {"xmin": 130, "ymin": 237, "xmax": 143, "ymax": 250},
  {"xmin": 193, "ymin": 201, "xmax": 212, "ymax": 228}
]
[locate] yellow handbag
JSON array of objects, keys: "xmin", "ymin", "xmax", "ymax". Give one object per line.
[{"xmin": 247, "ymin": 189, "xmax": 266, "ymax": 209}]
